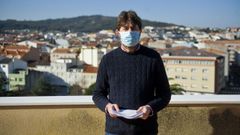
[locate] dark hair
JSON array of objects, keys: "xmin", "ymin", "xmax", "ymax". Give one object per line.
[{"xmin": 116, "ymin": 10, "xmax": 142, "ymax": 30}]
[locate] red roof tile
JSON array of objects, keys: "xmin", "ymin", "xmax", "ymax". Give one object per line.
[
  {"xmin": 202, "ymin": 40, "xmax": 240, "ymax": 45},
  {"xmin": 83, "ymin": 64, "xmax": 98, "ymax": 73},
  {"xmin": 52, "ymin": 48, "xmax": 72, "ymax": 53},
  {"xmin": 5, "ymin": 45, "xmax": 29, "ymax": 50}
]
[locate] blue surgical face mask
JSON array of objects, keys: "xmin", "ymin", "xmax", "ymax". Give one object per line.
[{"xmin": 119, "ymin": 31, "xmax": 140, "ymax": 47}]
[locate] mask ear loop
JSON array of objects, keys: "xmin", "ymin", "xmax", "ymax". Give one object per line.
[{"xmin": 115, "ymin": 29, "xmax": 121, "ymax": 40}]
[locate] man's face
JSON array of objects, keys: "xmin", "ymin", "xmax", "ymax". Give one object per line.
[{"xmin": 116, "ymin": 23, "xmax": 141, "ymax": 47}]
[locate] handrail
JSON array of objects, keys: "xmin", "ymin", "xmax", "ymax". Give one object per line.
[{"xmin": 0, "ymin": 95, "xmax": 240, "ymax": 107}]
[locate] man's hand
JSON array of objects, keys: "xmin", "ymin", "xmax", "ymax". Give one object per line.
[
  {"xmin": 105, "ymin": 103, "xmax": 120, "ymax": 118},
  {"xmin": 137, "ymin": 105, "xmax": 152, "ymax": 120}
]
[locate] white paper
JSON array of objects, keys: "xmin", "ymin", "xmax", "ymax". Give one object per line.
[{"xmin": 111, "ymin": 109, "xmax": 143, "ymax": 119}]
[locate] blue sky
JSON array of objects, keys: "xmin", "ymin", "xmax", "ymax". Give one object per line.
[{"xmin": 0, "ymin": 0, "xmax": 240, "ymax": 28}]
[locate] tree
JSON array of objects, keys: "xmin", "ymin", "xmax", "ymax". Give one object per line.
[
  {"xmin": 32, "ymin": 77, "xmax": 57, "ymax": 96},
  {"xmin": 1, "ymin": 90, "xmax": 31, "ymax": 97},
  {"xmin": 84, "ymin": 83, "xmax": 96, "ymax": 95},
  {"xmin": 49, "ymin": 38, "xmax": 56, "ymax": 44},
  {"xmin": 15, "ymin": 84, "xmax": 25, "ymax": 91},
  {"xmin": 0, "ymin": 78, "xmax": 4, "ymax": 92},
  {"xmin": 170, "ymin": 83, "xmax": 185, "ymax": 95},
  {"xmin": 0, "ymin": 73, "xmax": 7, "ymax": 92},
  {"xmin": 168, "ymin": 78, "xmax": 186, "ymax": 95},
  {"xmin": 69, "ymin": 84, "xmax": 83, "ymax": 95},
  {"xmin": 0, "ymin": 79, "xmax": 5, "ymax": 94}
]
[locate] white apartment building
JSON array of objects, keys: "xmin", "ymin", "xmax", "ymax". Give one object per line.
[
  {"xmin": 17, "ymin": 40, "xmax": 38, "ymax": 48},
  {"xmin": 201, "ymin": 40, "xmax": 240, "ymax": 80},
  {"xmin": 51, "ymin": 48, "xmax": 79, "ymax": 62},
  {"xmin": 79, "ymin": 45, "xmax": 107, "ymax": 67},
  {"xmin": 35, "ymin": 58, "xmax": 97, "ymax": 89},
  {"xmin": 159, "ymin": 47, "xmax": 225, "ymax": 94},
  {"xmin": 0, "ymin": 57, "xmax": 14, "ymax": 78},
  {"xmin": 189, "ymin": 30, "xmax": 210, "ymax": 41},
  {"xmin": 0, "ymin": 56, "xmax": 27, "ymax": 78},
  {"xmin": 17, "ymin": 40, "xmax": 52, "ymax": 53},
  {"xmin": 55, "ymin": 38, "xmax": 70, "ymax": 47},
  {"xmin": 148, "ymin": 40, "xmax": 169, "ymax": 49},
  {"xmin": 0, "ymin": 56, "xmax": 27, "ymax": 91}
]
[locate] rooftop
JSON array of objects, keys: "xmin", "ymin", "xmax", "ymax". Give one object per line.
[
  {"xmin": 158, "ymin": 47, "xmax": 221, "ymax": 57},
  {"xmin": 203, "ymin": 40, "xmax": 240, "ymax": 45},
  {"xmin": 83, "ymin": 64, "xmax": 98, "ymax": 73},
  {"xmin": 52, "ymin": 48, "xmax": 73, "ymax": 53},
  {"xmin": 0, "ymin": 57, "xmax": 12, "ymax": 64},
  {"xmin": 4, "ymin": 45, "xmax": 30, "ymax": 50},
  {"xmin": 0, "ymin": 45, "xmax": 31, "ymax": 58}
]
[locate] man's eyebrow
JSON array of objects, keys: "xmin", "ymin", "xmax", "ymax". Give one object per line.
[{"xmin": 122, "ymin": 25, "xmax": 138, "ymax": 30}]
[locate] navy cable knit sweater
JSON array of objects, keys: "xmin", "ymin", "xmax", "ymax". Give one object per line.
[{"xmin": 92, "ymin": 45, "xmax": 171, "ymax": 135}]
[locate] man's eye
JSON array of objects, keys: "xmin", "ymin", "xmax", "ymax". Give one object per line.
[{"xmin": 124, "ymin": 27, "xmax": 128, "ymax": 30}]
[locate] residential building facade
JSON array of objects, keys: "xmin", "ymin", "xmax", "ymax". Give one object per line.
[
  {"xmin": 159, "ymin": 47, "xmax": 225, "ymax": 94},
  {"xmin": 79, "ymin": 45, "xmax": 106, "ymax": 67},
  {"xmin": 35, "ymin": 58, "xmax": 97, "ymax": 89},
  {"xmin": 0, "ymin": 56, "xmax": 28, "ymax": 91}
]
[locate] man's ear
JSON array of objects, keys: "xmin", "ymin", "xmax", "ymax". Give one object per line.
[
  {"xmin": 115, "ymin": 29, "xmax": 120, "ymax": 36},
  {"xmin": 115, "ymin": 29, "xmax": 120, "ymax": 37}
]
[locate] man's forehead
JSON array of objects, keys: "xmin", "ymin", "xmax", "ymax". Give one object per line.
[{"xmin": 120, "ymin": 23, "xmax": 139, "ymax": 28}]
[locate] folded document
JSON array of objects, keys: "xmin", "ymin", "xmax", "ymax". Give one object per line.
[{"xmin": 111, "ymin": 109, "xmax": 143, "ymax": 119}]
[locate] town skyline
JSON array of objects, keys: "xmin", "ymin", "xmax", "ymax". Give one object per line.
[{"xmin": 1, "ymin": 0, "xmax": 240, "ymax": 28}]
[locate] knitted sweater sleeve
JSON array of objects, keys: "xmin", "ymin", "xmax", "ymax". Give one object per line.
[
  {"xmin": 92, "ymin": 56, "xmax": 110, "ymax": 112},
  {"xmin": 147, "ymin": 54, "xmax": 171, "ymax": 113}
]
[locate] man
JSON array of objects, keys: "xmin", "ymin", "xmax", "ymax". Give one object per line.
[{"xmin": 92, "ymin": 10, "xmax": 171, "ymax": 135}]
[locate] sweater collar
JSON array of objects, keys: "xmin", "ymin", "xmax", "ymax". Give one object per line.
[{"xmin": 120, "ymin": 44, "xmax": 141, "ymax": 54}]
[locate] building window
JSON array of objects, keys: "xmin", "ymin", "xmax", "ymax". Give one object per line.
[
  {"xmin": 202, "ymin": 85, "xmax": 208, "ymax": 89},
  {"xmin": 168, "ymin": 68, "xmax": 174, "ymax": 72},
  {"xmin": 174, "ymin": 60, "xmax": 180, "ymax": 64},
  {"xmin": 176, "ymin": 68, "xmax": 182, "ymax": 72},
  {"xmin": 182, "ymin": 76, "xmax": 187, "ymax": 80},
  {"xmin": 191, "ymin": 84, "xmax": 197, "ymax": 88},
  {"xmin": 182, "ymin": 60, "xmax": 187, "ymax": 64},
  {"xmin": 168, "ymin": 60, "xmax": 174, "ymax": 64},
  {"xmin": 191, "ymin": 68, "xmax": 197, "ymax": 72},
  {"xmin": 175, "ymin": 60, "xmax": 182, "ymax": 64},
  {"xmin": 202, "ymin": 69, "xmax": 208, "ymax": 73},
  {"xmin": 207, "ymin": 61, "xmax": 214, "ymax": 65},
  {"xmin": 196, "ymin": 61, "xmax": 201, "ymax": 65},
  {"xmin": 175, "ymin": 75, "xmax": 181, "ymax": 79},
  {"xmin": 182, "ymin": 84, "xmax": 188, "ymax": 89},
  {"xmin": 191, "ymin": 76, "xmax": 197, "ymax": 80},
  {"xmin": 202, "ymin": 77, "xmax": 208, "ymax": 81},
  {"xmin": 19, "ymin": 78, "xmax": 23, "ymax": 82}
]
